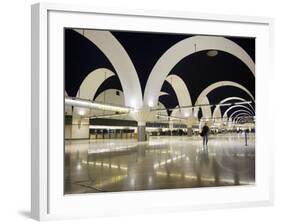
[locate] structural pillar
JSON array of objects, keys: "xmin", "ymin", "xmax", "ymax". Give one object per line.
[
  {"xmin": 137, "ymin": 121, "xmax": 146, "ymax": 142},
  {"xmin": 169, "ymin": 120, "xmax": 173, "ymax": 136},
  {"xmin": 187, "ymin": 126, "xmax": 193, "ymax": 136},
  {"xmin": 186, "ymin": 116, "xmax": 196, "ymax": 137}
]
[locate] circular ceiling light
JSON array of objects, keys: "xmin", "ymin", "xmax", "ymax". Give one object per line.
[{"xmin": 206, "ymin": 50, "xmax": 218, "ymax": 57}]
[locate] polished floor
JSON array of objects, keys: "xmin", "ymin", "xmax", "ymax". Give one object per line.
[{"xmin": 64, "ymin": 133, "xmax": 255, "ymax": 194}]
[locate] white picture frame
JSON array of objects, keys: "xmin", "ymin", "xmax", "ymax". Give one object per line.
[{"xmin": 31, "ymin": 2, "xmax": 274, "ymax": 221}]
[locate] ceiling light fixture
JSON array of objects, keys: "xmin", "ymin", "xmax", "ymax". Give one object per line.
[
  {"xmin": 65, "ymin": 97, "xmax": 131, "ymax": 113},
  {"xmin": 206, "ymin": 50, "xmax": 218, "ymax": 57}
]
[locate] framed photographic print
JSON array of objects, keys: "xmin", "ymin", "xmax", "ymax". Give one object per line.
[{"xmin": 31, "ymin": 2, "xmax": 274, "ymax": 221}]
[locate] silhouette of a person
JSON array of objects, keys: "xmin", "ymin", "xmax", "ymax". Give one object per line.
[{"xmin": 201, "ymin": 123, "xmax": 210, "ymax": 148}]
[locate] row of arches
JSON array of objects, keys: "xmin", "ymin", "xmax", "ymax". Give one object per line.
[
  {"xmin": 69, "ymin": 30, "xmax": 254, "ymax": 108},
  {"xmin": 65, "ymin": 29, "xmax": 255, "ymax": 124},
  {"xmin": 66, "ymin": 67, "xmax": 254, "ymax": 123}
]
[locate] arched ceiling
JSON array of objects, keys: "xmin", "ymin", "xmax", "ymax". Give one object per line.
[
  {"xmin": 159, "ymin": 81, "xmax": 179, "ymax": 115},
  {"xmin": 169, "ymin": 50, "xmax": 255, "ymax": 105},
  {"xmin": 227, "ymin": 36, "xmax": 255, "ymax": 61},
  {"xmin": 207, "ymin": 86, "xmax": 255, "ymax": 115},
  {"xmin": 111, "ymin": 31, "xmax": 192, "ymax": 93},
  {"xmin": 64, "ymin": 29, "xmax": 116, "ymax": 97},
  {"xmin": 94, "ymin": 75, "xmax": 123, "ymax": 100},
  {"xmin": 65, "ymin": 28, "xmax": 255, "ymax": 119}
]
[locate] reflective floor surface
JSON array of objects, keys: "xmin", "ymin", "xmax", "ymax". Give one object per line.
[{"xmin": 64, "ymin": 134, "xmax": 255, "ymax": 194}]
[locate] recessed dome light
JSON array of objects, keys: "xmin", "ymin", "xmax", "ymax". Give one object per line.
[{"xmin": 207, "ymin": 50, "xmax": 218, "ymax": 57}]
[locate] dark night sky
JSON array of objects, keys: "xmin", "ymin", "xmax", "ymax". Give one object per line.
[{"xmin": 64, "ymin": 29, "xmax": 255, "ymax": 116}]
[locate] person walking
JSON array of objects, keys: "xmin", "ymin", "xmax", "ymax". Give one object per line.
[
  {"xmin": 244, "ymin": 128, "xmax": 249, "ymax": 146},
  {"xmin": 200, "ymin": 123, "xmax": 210, "ymax": 148}
]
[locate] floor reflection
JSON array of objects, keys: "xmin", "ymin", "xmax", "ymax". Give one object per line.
[{"xmin": 64, "ymin": 134, "xmax": 255, "ymax": 194}]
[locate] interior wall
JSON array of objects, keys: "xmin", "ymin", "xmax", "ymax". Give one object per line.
[{"xmin": 65, "ymin": 117, "xmax": 90, "ymax": 139}]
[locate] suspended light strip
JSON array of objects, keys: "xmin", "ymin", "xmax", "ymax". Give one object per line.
[
  {"xmin": 218, "ymin": 103, "xmax": 232, "ymax": 107},
  {"xmin": 157, "ymin": 114, "xmax": 254, "ymax": 123},
  {"xmin": 151, "ymin": 101, "xmax": 253, "ymax": 112},
  {"xmin": 156, "ymin": 114, "xmax": 187, "ymax": 121},
  {"xmin": 65, "ymin": 97, "xmax": 132, "ymax": 113},
  {"xmin": 89, "ymin": 125, "xmax": 136, "ymax": 130},
  {"xmin": 152, "ymin": 104, "xmax": 205, "ymax": 112},
  {"xmin": 90, "ymin": 112, "xmax": 129, "ymax": 119},
  {"xmin": 234, "ymin": 101, "xmax": 252, "ymax": 105}
]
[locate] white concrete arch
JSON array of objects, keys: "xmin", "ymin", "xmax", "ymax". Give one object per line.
[
  {"xmin": 212, "ymin": 96, "xmax": 254, "ymax": 119},
  {"xmin": 166, "ymin": 74, "xmax": 192, "ymax": 107},
  {"xmin": 157, "ymin": 102, "xmax": 169, "ymax": 117},
  {"xmin": 198, "ymin": 96, "xmax": 212, "ymax": 119},
  {"xmin": 229, "ymin": 109, "xmax": 252, "ymax": 121},
  {"xmin": 92, "ymin": 88, "xmax": 133, "ymax": 120},
  {"xmin": 235, "ymin": 117, "xmax": 245, "ymax": 124},
  {"xmin": 223, "ymin": 105, "xmax": 255, "ymax": 118},
  {"xmin": 213, "ymin": 97, "xmax": 245, "ymax": 119},
  {"xmin": 196, "ymin": 81, "xmax": 254, "ymax": 105},
  {"xmin": 213, "ymin": 106, "xmax": 221, "ymax": 121},
  {"xmin": 233, "ymin": 113, "xmax": 252, "ymax": 124},
  {"xmin": 95, "ymin": 88, "xmax": 125, "ymax": 106},
  {"xmin": 236, "ymin": 116, "xmax": 254, "ymax": 124},
  {"xmin": 235, "ymin": 116, "xmax": 247, "ymax": 123},
  {"xmin": 170, "ymin": 97, "xmax": 212, "ymax": 121},
  {"xmin": 234, "ymin": 113, "xmax": 253, "ymax": 124},
  {"xmin": 170, "ymin": 108, "xmax": 180, "ymax": 118},
  {"xmin": 229, "ymin": 106, "xmax": 255, "ymax": 116},
  {"xmin": 144, "ymin": 35, "xmax": 255, "ymax": 107},
  {"xmin": 160, "ymin": 91, "xmax": 169, "ymax": 96},
  {"xmin": 76, "ymin": 68, "xmax": 115, "ymax": 100},
  {"xmin": 73, "ymin": 88, "xmax": 127, "ymax": 118},
  {"xmin": 165, "ymin": 74, "xmax": 193, "ymax": 116},
  {"xmin": 194, "ymin": 81, "xmax": 254, "ymax": 118},
  {"xmin": 74, "ymin": 29, "xmax": 143, "ymax": 109},
  {"xmin": 231, "ymin": 112, "xmax": 252, "ymax": 124},
  {"xmin": 213, "ymin": 107, "xmax": 222, "ymax": 124},
  {"xmin": 157, "ymin": 92, "xmax": 170, "ymax": 113},
  {"xmin": 230, "ymin": 110, "xmax": 252, "ymax": 119}
]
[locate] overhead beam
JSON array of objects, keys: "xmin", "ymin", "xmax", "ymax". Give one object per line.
[
  {"xmin": 65, "ymin": 96, "xmax": 132, "ymax": 113},
  {"xmin": 151, "ymin": 101, "xmax": 253, "ymax": 112}
]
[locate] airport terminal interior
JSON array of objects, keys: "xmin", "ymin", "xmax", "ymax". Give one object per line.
[{"xmin": 64, "ymin": 29, "xmax": 255, "ymax": 194}]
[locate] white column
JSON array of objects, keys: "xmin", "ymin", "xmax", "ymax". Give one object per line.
[{"xmin": 137, "ymin": 121, "xmax": 146, "ymax": 142}]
